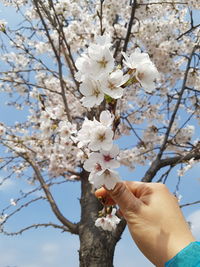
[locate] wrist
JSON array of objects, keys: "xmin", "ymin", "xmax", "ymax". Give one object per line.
[
  {"xmin": 165, "ymin": 241, "xmax": 200, "ymax": 267},
  {"xmin": 163, "ymin": 234, "xmax": 196, "ymax": 265}
]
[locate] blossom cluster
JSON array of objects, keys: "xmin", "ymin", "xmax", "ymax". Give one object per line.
[
  {"xmin": 77, "ymin": 110, "xmax": 120, "ymax": 190},
  {"xmin": 75, "ymin": 35, "xmax": 159, "ymax": 108},
  {"xmin": 95, "ymin": 208, "xmax": 120, "ymax": 231},
  {"xmin": 177, "ymin": 158, "xmax": 195, "ymax": 177},
  {"xmin": 75, "ymin": 35, "xmax": 160, "ymax": 230},
  {"xmin": 76, "ymin": 110, "xmax": 121, "ymax": 230}
]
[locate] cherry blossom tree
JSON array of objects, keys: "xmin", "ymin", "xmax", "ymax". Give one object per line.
[{"xmin": 0, "ymin": 0, "xmax": 200, "ymax": 266}]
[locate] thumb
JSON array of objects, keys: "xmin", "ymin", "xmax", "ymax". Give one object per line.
[{"xmin": 107, "ymin": 182, "xmax": 141, "ymax": 215}]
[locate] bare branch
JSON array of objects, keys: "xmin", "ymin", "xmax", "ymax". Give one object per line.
[
  {"xmin": 48, "ymin": 0, "xmax": 79, "ymax": 88},
  {"xmin": 1, "ymin": 142, "xmax": 79, "ymax": 234},
  {"xmin": 177, "ymin": 23, "xmax": 200, "ymax": 40},
  {"xmin": 142, "ymin": 46, "xmax": 198, "ymax": 182},
  {"xmin": 1, "ymin": 222, "xmax": 69, "ymax": 236},
  {"xmin": 158, "ymin": 46, "xmax": 197, "ymax": 158},
  {"xmin": 138, "ymin": 1, "xmax": 187, "ymax": 5},
  {"xmin": 121, "ymin": 0, "xmax": 137, "ymax": 62},
  {"xmin": 2, "ymin": 197, "xmax": 45, "ymax": 225},
  {"xmin": 180, "ymin": 200, "xmax": 200, "ymax": 208},
  {"xmin": 143, "ymin": 149, "xmax": 200, "ymax": 183},
  {"xmin": 24, "ymin": 157, "xmax": 79, "ymax": 234},
  {"xmin": 33, "ymin": 0, "xmax": 72, "ymax": 122},
  {"xmin": 124, "ymin": 117, "xmax": 144, "ymax": 144},
  {"xmin": 97, "ymin": 0, "xmax": 105, "ymax": 36}
]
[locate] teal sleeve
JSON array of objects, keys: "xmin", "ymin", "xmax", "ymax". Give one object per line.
[{"xmin": 165, "ymin": 241, "xmax": 200, "ymax": 267}]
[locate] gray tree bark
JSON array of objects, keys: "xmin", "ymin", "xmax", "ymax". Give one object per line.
[{"xmin": 78, "ymin": 172, "xmax": 126, "ymax": 267}]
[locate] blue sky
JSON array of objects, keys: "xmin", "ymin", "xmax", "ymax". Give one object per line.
[{"xmin": 0, "ymin": 3, "xmax": 200, "ymax": 267}]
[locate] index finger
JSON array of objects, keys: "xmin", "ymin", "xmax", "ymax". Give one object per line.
[{"xmin": 95, "ymin": 187, "xmax": 116, "ymax": 206}]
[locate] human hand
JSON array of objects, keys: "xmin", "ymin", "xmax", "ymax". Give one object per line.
[{"xmin": 95, "ymin": 182, "xmax": 195, "ymax": 267}]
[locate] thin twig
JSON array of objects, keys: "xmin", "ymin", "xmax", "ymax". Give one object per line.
[
  {"xmin": 2, "ymin": 142, "xmax": 79, "ymax": 234},
  {"xmin": 1, "ymin": 223, "xmax": 69, "ymax": 236},
  {"xmin": 180, "ymin": 200, "xmax": 200, "ymax": 208},
  {"xmin": 142, "ymin": 46, "xmax": 198, "ymax": 182},
  {"xmin": 33, "ymin": 0, "xmax": 72, "ymax": 122},
  {"xmin": 121, "ymin": 0, "xmax": 137, "ymax": 63}
]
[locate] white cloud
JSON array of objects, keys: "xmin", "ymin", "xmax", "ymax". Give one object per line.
[
  {"xmin": 40, "ymin": 242, "xmax": 60, "ymax": 265},
  {"xmin": 187, "ymin": 209, "xmax": 200, "ymax": 239},
  {"xmin": 41, "ymin": 242, "xmax": 59, "ymax": 253},
  {"xmin": 0, "ymin": 234, "xmax": 80, "ymax": 267}
]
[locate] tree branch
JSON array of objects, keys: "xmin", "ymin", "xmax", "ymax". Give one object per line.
[
  {"xmin": 48, "ymin": 0, "xmax": 79, "ymax": 89},
  {"xmin": 25, "ymin": 157, "xmax": 79, "ymax": 234},
  {"xmin": 2, "ymin": 197, "xmax": 45, "ymax": 225},
  {"xmin": 180, "ymin": 200, "xmax": 200, "ymax": 208},
  {"xmin": 120, "ymin": 0, "xmax": 137, "ymax": 63},
  {"xmin": 158, "ymin": 46, "xmax": 197, "ymax": 158},
  {"xmin": 142, "ymin": 149, "xmax": 200, "ymax": 182},
  {"xmin": 1, "ymin": 222, "xmax": 69, "ymax": 236},
  {"xmin": 33, "ymin": 0, "xmax": 72, "ymax": 122},
  {"xmin": 1, "ymin": 142, "xmax": 79, "ymax": 235},
  {"xmin": 177, "ymin": 23, "xmax": 200, "ymax": 40},
  {"xmin": 142, "ymin": 46, "xmax": 198, "ymax": 182}
]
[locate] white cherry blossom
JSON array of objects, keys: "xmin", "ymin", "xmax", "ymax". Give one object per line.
[
  {"xmin": 99, "ymin": 110, "xmax": 114, "ymax": 127},
  {"xmin": 101, "ymin": 70, "xmax": 129, "ymax": 99},
  {"xmin": 89, "ymin": 125, "xmax": 113, "ymax": 151},
  {"xmin": 10, "ymin": 198, "xmax": 17, "ymax": 206},
  {"xmin": 75, "ymin": 54, "xmax": 93, "ymax": 82},
  {"xmin": 95, "ymin": 35, "xmax": 112, "ymax": 48},
  {"xmin": 122, "ymin": 48, "xmax": 150, "ymax": 68},
  {"xmin": 83, "ymin": 144, "xmax": 120, "ymax": 172},
  {"xmin": 58, "ymin": 121, "xmax": 77, "ymax": 140},
  {"xmin": 76, "ymin": 118, "xmax": 98, "ymax": 148},
  {"xmin": 98, "ymin": 145, "xmax": 120, "ymax": 169},
  {"xmin": 135, "ymin": 62, "xmax": 160, "ymax": 93},
  {"xmin": 75, "ymin": 35, "xmax": 114, "ymax": 82},
  {"xmin": 95, "ymin": 208, "xmax": 120, "ymax": 231},
  {"xmin": 88, "ymin": 45, "xmax": 114, "ymax": 77},
  {"xmin": 174, "ymin": 125, "xmax": 195, "ymax": 144},
  {"xmin": 79, "ymin": 77, "xmax": 104, "ymax": 108},
  {"xmin": 177, "ymin": 158, "xmax": 195, "ymax": 177},
  {"xmin": 122, "ymin": 48, "xmax": 159, "ymax": 92},
  {"xmin": 83, "ymin": 152, "xmax": 102, "ymax": 173},
  {"xmin": 77, "ymin": 111, "xmax": 114, "ymax": 151},
  {"xmin": 89, "ymin": 168, "xmax": 120, "ymax": 190}
]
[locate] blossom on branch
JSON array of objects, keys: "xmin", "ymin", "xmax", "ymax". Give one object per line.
[
  {"xmin": 79, "ymin": 77, "xmax": 104, "ymax": 108},
  {"xmin": 99, "ymin": 110, "xmax": 114, "ymax": 127},
  {"xmin": 89, "ymin": 168, "xmax": 120, "ymax": 190},
  {"xmin": 84, "ymin": 145, "xmax": 120, "ymax": 171},
  {"xmin": 77, "ymin": 110, "xmax": 121, "ymax": 190},
  {"xmin": 88, "ymin": 46, "xmax": 114, "ymax": 77},
  {"xmin": 122, "ymin": 48, "xmax": 160, "ymax": 92},
  {"xmin": 101, "ymin": 70, "xmax": 129, "ymax": 99},
  {"xmin": 95, "ymin": 208, "xmax": 120, "ymax": 231},
  {"xmin": 88, "ymin": 125, "xmax": 113, "ymax": 151},
  {"xmin": 77, "ymin": 111, "xmax": 114, "ymax": 151}
]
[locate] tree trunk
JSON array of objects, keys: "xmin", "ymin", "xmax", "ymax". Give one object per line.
[{"xmin": 78, "ymin": 172, "xmax": 126, "ymax": 267}]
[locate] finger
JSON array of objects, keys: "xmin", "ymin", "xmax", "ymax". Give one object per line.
[
  {"xmin": 124, "ymin": 181, "xmax": 152, "ymax": 200},
  {"xmin": 95, "ymin": 187, "xmax": 115, "ymax": 206},
  {"xmin": 117, "ymin": 209, "xmax": 124, "ymax": 217},
  {"xmin": 108, "ymin": 182, "xmax": 141, "ymax": 214}
]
